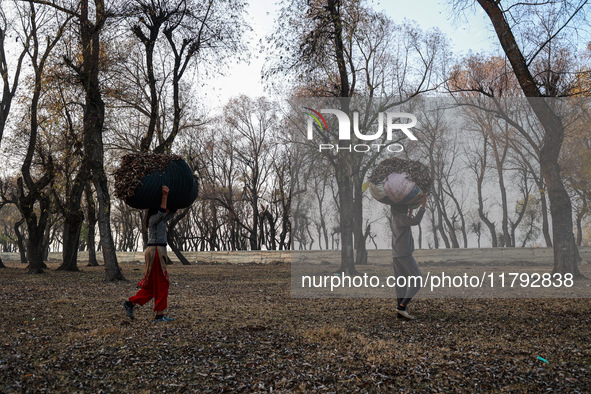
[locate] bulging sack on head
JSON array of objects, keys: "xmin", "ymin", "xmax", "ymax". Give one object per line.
[
  {"xmin": 383, "ymin": 172, "xmax": 424, "ymax": 206},
  {"xmin": 369, "ymin": 174, "xmax": 424, "ymax": 208},
  {"xmin": 368, "ymin": 157, "xmax": 432, "ymax": 208},
  {"xmin": 368, "ymin": 181, "xmax": 392, "ymax": 204},
  {"xmin": 114, "ymin": 152, "xmax": 199, "ymax": 210}
]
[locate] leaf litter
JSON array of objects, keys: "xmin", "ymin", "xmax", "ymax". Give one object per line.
[{"xmin": 0, "ymin": 260, "xmax": 590, "ymax": 392}]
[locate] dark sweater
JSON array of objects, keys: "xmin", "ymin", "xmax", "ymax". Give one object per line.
[{"xmin": 390, "ymin": 206, "xmax": 426, "ymax": 257}]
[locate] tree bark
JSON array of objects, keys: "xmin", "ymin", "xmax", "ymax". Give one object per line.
[
  {"xmin": 575, "ymin": 212, "xmax": 583, "ymax": 247},
  {"xmin": 475, "ymin": 134, "xmax": 498, "ymax": 247},
  {"xmin": 14, "ymin": 218, "xmax": 27, "ymax": 264},
  {"xmin": 538, "ymin": 124, "xmax": 582, "ymax": 276},
  {"xmin": 353, "ymin": 177, "xmax": 368, "ymax": 265},
  {"xmin": 335, "ymin": 158, "xmax": 357, "ymax": 274},
  {"xmin": 85, "ymin": 183, "xmax": 98, "ymax": 266},
  {"xmin": 94, "ymin": 174, "xmax": 123, "ymax": 280},
  {"xmin": 58, "ymin": 210, "xmax": 83, "ymax": 271},
  {"xmin": 489, "ymin": 133, "xmax": 511, "ymax": 246},
  {"xmin": 42, "ymin": 220, "xmax": 52, "ymax": 261},
  {"xmin": 19, "ymin": 181, "xmax": 51, "ymax": 274},
  {"xmin": 540, "ymin": 188, "xmax": 553, "ymax": 247},
  {"xmin": 26, "ymin": 226, "xmax": 46, "ymax": 274},
  {"xmin": 57, "ymin": 158, "xmax": 88, "ymax": 271},
  {"xmin": 429, "ymin": 207, "xmax": 439, "ymax": 249}
]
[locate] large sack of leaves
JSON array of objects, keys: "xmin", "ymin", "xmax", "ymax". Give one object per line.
[
  {"xmin": 114, "ymin": 152, "xmax": 198, "ymax": 210},
  {"xmin": 368, "ymin": 157, "xmax": 432, "ymax": 208}
]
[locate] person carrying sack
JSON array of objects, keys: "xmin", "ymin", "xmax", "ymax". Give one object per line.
[
  {"xmin": 124, "ymin": 185, "xmax": 175, "ymax": 322},
  {"xmin": 390, "ymin": 194, "xmax": 428, "ymax": 320}
]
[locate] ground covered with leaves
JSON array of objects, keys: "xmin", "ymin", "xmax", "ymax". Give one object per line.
[{"xmin": 1, "ymin": 260, "xmax": 590, "ymax": 392}]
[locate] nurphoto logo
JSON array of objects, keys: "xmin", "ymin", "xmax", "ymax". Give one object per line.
[{"xmin": 304, "ymin": 107, "xmax": 418, "ymax": 153}]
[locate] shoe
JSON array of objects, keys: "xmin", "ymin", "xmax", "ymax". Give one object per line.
[
  {"xmin": 396, "ymin": 308, "xmax": 415, "ymax": 320},
  {"xmin": 124, "ymin": 300, "xmax": 134, "ymax": 320},
  {"xmin": 153, "ymin": 316, "xmax": 175, "ymax": 322}
]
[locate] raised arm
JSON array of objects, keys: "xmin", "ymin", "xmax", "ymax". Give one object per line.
[
  {"xmin": 395, "ymin": 195, "xmax": 428, "ymax": 226},
  {"xmin": 160, "ymin": 185, "xmax": 169, "ymax": 210},
  {"xmin": 148, "ymin": 186, "xmax": 169, "ymax": 227}
]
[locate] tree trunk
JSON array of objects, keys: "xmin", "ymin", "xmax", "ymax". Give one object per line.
[
  {"xmin": 531, "ymin": 101, "xmax": 581, "ymax": 275},
  {"xmin": 494, "ymin": 155, "xmax": 511, "ymax": 247},
  {"xmin": 336, "ymin": 159, "xmax": 357, "ymax": 274},
  {"xmin": 280, "ymin": 195, "xmax": 291, "ymax": 250},
  {"xmin": 429, "ymin": 207, "xmax": 439, "ymax": 248},
  {"xmin": 58, "ymin": 209, "xmax": 84, "ymax": 271},
  {"xmin": 443, "ymin": 215, "xmax": 460, "ymax": 248},
  {"xmin": 26, "ymin": 226, "xmax": 45, "ymax": 274},
  {"xmin": 353, "ymin": 177, "xmax": 368, "ymax": 265},
  {"xmin": 137, "ymin": 22, "xmax": 160, "ymax": 152},
  {"xmin": 58, "ymin": 157, "xmax": 88, "ymax": 271},
  {"xmin": 250, "ymin": 195, "xmax": 259, "ymax": 250},
  {"xmin": 436, "ymin": 206, "xmax": 451, "ymax": 248},
  {"xmin": 540, "ymin": 137, "xmax": 582, "ymax": 276},
  {"xmin": 20, "ymin": 192, "xmax": 51, "ymax": 274},
  {"xmin": 540, "ymin": 188, "xmax": 553, "ymax": 247},
  {"xmin": 14, "ymin": 218, "xmax": 27, "ymax": 264},
  {"xmin": 446, "ymin": 189, "xmax": 468, "ymax": 248},
  {"xmin": 86, "ymin": 183, "xmax": 98, "ymax": 266},
  {"xmin": 509, "ymin": 178, "xmax": 529, "ymax": 248},
  {"xmin": 15, "ymin": 4, "xmax": 55, "ymax": 274},
  {"xmin": 94, "ymin": 175, "xmax": 123, "ymax": 280},
  {"xmin": 42, "ymin": 222, "xmax": 51, "ymax": 261},
  {"xmin": 479, "ymin": 209, "xmax": 497, "ymax": 247},
  {"xmin": 575, "ymin": 213, "xmax": 583, "ymax": 247},
  {"xmin": 476, "ymin": 139, "xmax": 497, "ymax": 247},
  {"xmin": 261, "ymin": 208, "xmax": 277, "ymax": 250}
]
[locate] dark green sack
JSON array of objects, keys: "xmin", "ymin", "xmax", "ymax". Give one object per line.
[{"xmin": 115, "ymin": 153, "xmax": 198, "ymax": 210}]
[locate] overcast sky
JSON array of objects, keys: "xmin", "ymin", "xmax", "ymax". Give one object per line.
[{"xmin": 201, "ymin": 0, "xmax": 497, "ymax": 106}]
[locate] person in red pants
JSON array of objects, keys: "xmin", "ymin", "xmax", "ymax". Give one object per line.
[{"xmin": 124, "ymin": 185, "xmax": 175, "ymax": 322}]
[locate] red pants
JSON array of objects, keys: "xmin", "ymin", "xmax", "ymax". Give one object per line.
[{"xmin": 129, "ymin": 248, "xmax": 169, "ymax": 312}]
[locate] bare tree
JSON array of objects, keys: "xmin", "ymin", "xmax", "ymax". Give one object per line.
[
  {"xmin": 118, "ymin": 0, "xmax": 247, "ymax": 151},
  {"xmin": 561, "ymin": 100, "xmax": 591, "ymax": 246},
  {"xmin": 45, "ymin": 0, "xmax": 124, "ymax": 279},
  {"xmin": 222, "ymin": 96, "xmax": 278, "ymax": 250},
  {"xmin": 413, "ymin": 103, "xmax": 468, "ymax": 248},
  {"xmin": 0, "ymin": 0, "xmax": 32, "ymax": 145},
  {"xmin": 268, "ymin": 0, "xmax": 448, "ymax": 272},
  {"xmin": 453, "ymin": 0, "xmax": 586, "ymax": 275},
  {"xmin": 15, "ymin": 2, "xmax": 68, "ymax": 273}
]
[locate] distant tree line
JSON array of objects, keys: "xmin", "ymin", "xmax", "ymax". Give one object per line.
[{"xmin": 0, "ymin": 0, "xmax": 590, "ymax": 278}]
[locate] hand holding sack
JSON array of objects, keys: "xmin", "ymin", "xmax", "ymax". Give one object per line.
[
  {"xmin": 368, "ymin": 157, "xmax": 432, "ymax": 208},
  {"xmin": 114, "ymin": 152, "xmax": 199, "ymax": 210}
]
